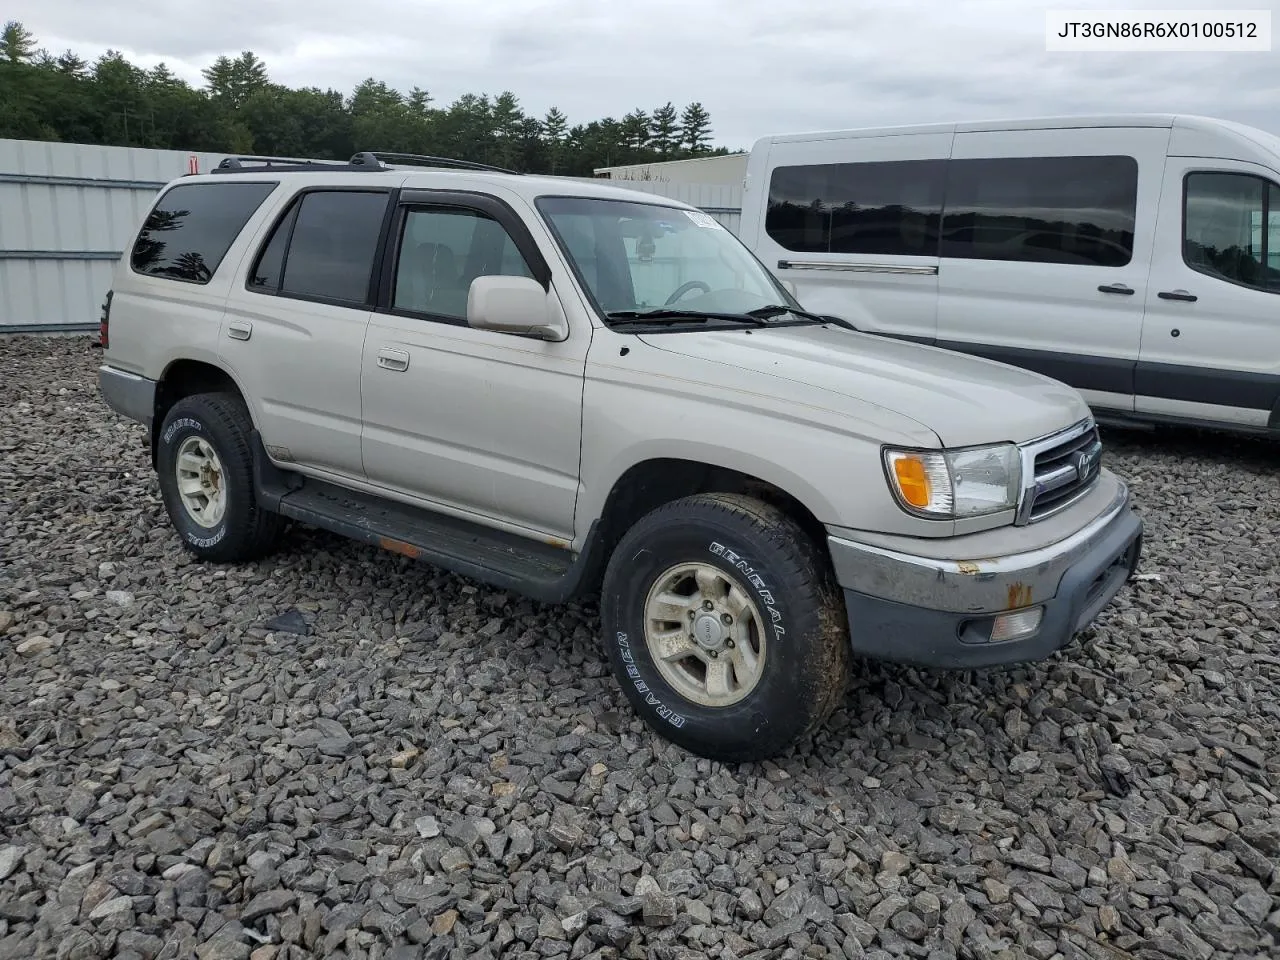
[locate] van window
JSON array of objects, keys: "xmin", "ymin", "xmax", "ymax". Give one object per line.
[
  {"xmin": 392, "ymin": 207, "xmax": 533, "ymax": 321},
  {"xmin": 252, "ymin": 190, "xmax": 388, "ymax": 304},
  {"xmin": 1184, "ymin": 172, "xmax": 1280, "ymax": 292},
  {"xmin": 131, "ymin": 181, "xmax": 276, "ymax": 284},
  {"xmin": 940, "ymin": 156, "xmax": 1138, "ymax": 267},
  {"xmin": 766, "ymin": 160, "xmax": 945, "ymax": 256}
]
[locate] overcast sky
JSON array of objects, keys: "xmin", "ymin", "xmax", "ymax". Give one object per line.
[{"xmin": 8, "ymin": 0, "xmax": 1280, "ymax": 148}]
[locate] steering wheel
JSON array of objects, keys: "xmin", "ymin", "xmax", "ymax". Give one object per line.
[{"xmin": 664, "ymin": 280, "xmax": 711, "ymax": 306}]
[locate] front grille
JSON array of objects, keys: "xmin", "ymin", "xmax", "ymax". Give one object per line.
[{"xmin": 1020, "ymin": 422, "xmax": 1103, "ymax": 523}]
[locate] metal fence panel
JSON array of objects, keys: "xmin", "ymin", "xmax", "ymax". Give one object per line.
[{"xmin": 0, "ymin": 139, "xmax": 227, "ymax": 332}]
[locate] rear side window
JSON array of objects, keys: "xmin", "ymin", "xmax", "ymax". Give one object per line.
[
  {"xmin": 766, "ymin": 160, "xmax": 945, "ymax": 256},
  {"xmin": 248, "ymin": 204, "xmax": 297, "ymax": 291},
  {"xmin": 940, "ymin": 156, "xmax": 1138, "ymax": 267},
  {"xmin": 249, "ymin": 190, "xmax": 389, "ymax": 304},
  {"xmin": 1183, "ymin": 172, "xmax": 1280, "ymax": 292},
  {"xmin": 131, "ymin": 181, "xmax": 276, "ymax": 284}
]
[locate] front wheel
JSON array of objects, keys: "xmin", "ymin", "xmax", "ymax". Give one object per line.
[{"xmin": 600, "ymin": 493, "xmax": 850, "ymax": 762}]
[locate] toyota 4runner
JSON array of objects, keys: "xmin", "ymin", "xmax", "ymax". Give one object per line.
[{"xmin": 97, "ymin": 151, "xmax": 1143, "ymax": 762}]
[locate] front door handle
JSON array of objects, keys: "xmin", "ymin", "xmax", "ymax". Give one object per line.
[
  {"xmin": 1097, "ymin": 283, "xmax": 1134, "ymax": 295},
  {"xmin": 227, "ymin": 320, "xmax": 253, "ymax": 341},
  {"xmin": 1158, "ymin": 289, "xmax": 1198, "ymax": 302},
  {"xmin": 377, "ymin": 349, "xmax": 410, "ymax": 372}
]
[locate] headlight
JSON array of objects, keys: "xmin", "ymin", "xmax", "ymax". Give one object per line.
[{"xmin": 883, "ymin": 443, "xmax": 1021, "ymax": 519}]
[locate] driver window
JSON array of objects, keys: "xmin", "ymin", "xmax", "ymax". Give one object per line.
[
  {"xmin": 1184, "ymin": 172, "xmax": 1280, "ymax": 292},
  {"xmin": 393, "ymin": 207, "xmax": 534, "ymax": 321}
]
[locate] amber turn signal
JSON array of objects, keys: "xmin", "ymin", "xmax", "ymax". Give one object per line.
[{"xmin": 892, "ymin": 456, "xmax": 931, "ymax": 508}]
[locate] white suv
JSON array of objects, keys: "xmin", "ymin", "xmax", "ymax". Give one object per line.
[{"xmin": 97, "ymin": 151, "xmax": 1143, "ymax": 761}]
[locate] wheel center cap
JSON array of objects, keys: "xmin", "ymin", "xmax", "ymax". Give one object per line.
[{"xmin": 693, "ymin": 614, "xmax": 726, "ymax": 650}]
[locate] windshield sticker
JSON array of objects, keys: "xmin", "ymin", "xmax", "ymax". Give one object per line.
[{"xmin": 685, "ymin": 211, "xmax": 723, "ymax": 230}]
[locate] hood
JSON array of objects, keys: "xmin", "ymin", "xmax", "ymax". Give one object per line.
[{"xmin": 638, "ymin": 325, "xmax": 1092, "ymax": 448}]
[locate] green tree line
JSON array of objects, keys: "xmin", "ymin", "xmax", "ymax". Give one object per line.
[{"xmin": 0, "ymin": 20, "xmax": 733, "ymax": 176}]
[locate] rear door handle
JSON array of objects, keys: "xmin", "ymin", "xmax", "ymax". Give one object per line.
[
  {"xmin": 1097, "ymin": 283, "xmax": 1134, "ymax": 295},
  {"xmin": 227, "ymin": 320, "xmax": 253, "ymax": 341},
  {"xmin": 1158, "ymin": 289, "xmax": 1198, "ymax": 302},
  {"xmin": 377, "ymin": 349, "xmax": 410, "ymax": 372}
]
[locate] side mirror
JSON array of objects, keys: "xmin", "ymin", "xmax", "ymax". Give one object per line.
[
  {"xmin": 467, "ymin": 275, "xmax": 568, "ymax": 341},
  {"xmin": 779, "ymin": 279, "xmax": 797, "ymax": 296}
]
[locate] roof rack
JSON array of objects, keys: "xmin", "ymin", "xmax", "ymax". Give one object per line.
[
  {"xmin": 350, "ymin": 151, "xmax": 522, "ymax": 175},
  {"xmin": 206, "ymin": 151, "xmax": 522, "ymax": 177},
  {"xmin": 210, "ymin": 155, "xmax": 377, "ymax": 174}
]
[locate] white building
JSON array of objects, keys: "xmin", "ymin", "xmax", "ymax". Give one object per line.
[{"xmin": 594, "ymin": 153, "xmax": 748, "ymax": 186}]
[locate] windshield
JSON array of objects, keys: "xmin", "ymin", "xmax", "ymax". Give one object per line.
[{"xmin": 536, "ymin": 196, "xmax": 800, "ymax": 321}]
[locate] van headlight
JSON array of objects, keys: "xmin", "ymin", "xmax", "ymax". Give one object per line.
[{"xmin": 883, "ymin": 444, "xmax": 1021, "ymax": 519}]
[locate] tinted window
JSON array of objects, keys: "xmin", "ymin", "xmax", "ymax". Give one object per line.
[
  {"xmin": 940, "ymin": 156, "xmax": 1137, "ymax": 267},
  {"xmin": 393, "ymin": 207, "xmax": 533, "ymax": 320},
  {"xmin": 766, "ymin": 160, "xmax": 944, "ymax": 256},
  {"xmin": 278, "ymin": 191, "xmax": 388, "ymax": 304},
  {"xmin": 131, "ymin": 181, "xmax": 275, "ymax": 283},
  {"xmin": 1184, "ymin": 172, "xmax": 1280, "ymax": 292},
  {"xmin": 248, "ymin": 204, "xmax": 297, "ymax": 290}
]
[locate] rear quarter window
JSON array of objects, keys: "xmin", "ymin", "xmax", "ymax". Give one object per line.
[{"xmin": 131, "ymin": 181, "xmax": 277, "ymax": 284}]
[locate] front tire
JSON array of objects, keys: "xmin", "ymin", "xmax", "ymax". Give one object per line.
[
  {"xmin": 155, "ymin": 393, "xmax": 284, "ymax": 563},
  {"xmin": 600, "ymin": 493, "xmax": 850, "ymax": 762}
]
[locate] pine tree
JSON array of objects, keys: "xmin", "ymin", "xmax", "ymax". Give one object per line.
[
  {"xmin": 201, "ymin": 56, "xmax": 233, "ymax": 98},
  {"xmin": 407, "ymin": 87, "xmax": 432, "ymax": 118},
  {"xmin": 202, "ymin": 51, "xmax": 269, "ymax": 107},
  {"xmin": 651, "ymin": 102, "xmax": 680, "ymax": 155},
  {"xmin": 621, "ymin": 110, "xmax": 651, "ymax": 152},
  {"xmin": 147, "ymin": 63, "xmax": 183, "ymax": 89},
  {"xmin": 55, "ymin": 49, "xmax": 88, "ymax": 76},
  {"xmin": 233, "ymin": 52, "xmax": 269, "ymax": 94},
  {"xmin": 492, "ymin": 91, "xmax": 523, "ymax": 167},
  {"xmin": 1, "ymin": 20, "xmax": 36, "ymax": 63},
  {"xmin": 680, "ymin": 102, "xmax": 712, "ymax": 153},
  {"xmin": 543, "ymin": 107, "xmax": 568, "ymax": 172}
]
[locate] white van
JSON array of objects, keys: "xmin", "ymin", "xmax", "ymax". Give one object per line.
[{"xmin": 739, "ymin": 114, "xmax": 1280, "ymax": 436}]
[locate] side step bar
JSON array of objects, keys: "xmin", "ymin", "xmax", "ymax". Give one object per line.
[{"xmin": 251, "ymin": 434, "xmax": 602, "ymax": 603}]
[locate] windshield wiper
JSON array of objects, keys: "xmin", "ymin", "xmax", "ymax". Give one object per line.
[
  {"xmin": 747, "ymin": 304, "xmax": 859, "ymax": 331},
  {"xmin": 605, "ymin": 309, "xmax": 768, "ymax": 327}
]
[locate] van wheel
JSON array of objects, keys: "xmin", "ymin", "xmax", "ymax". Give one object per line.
[
  {"xmin": 155, "ymin": 393, "xmax": 284, "ymax": 563},
  {"xmin": 599, "ymin": 493, "xmax": 850, "ymax": 762}
]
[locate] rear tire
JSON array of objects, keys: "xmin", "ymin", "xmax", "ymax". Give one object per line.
[
  {"xmin": 156, "ymin": 393, "xmax": 284, "ymax": 563},
  {"xmin": 600, "ymin": 493, "xmax": 850, "ymax": 762}
]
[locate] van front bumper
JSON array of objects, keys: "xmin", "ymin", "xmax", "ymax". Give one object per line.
[{"xmin": 827, "ymin": 476, "xmax": 1142, "ymax": 669}]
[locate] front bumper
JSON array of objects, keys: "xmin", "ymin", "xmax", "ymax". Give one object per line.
[
  {"xmin": 828, "ymin": 474, "xmax": 1142, "ymax": 668},
  {"xmin": 98, "ymin": 365, "xmax": 156, "ymax": 427}
]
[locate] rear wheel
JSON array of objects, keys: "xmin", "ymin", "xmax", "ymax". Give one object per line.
[
  {"xmin": 156, "ymin": 393, "xmax": 284, "ymax": 562},
  {"xmin": 600, "ymin": 493, "xmax": 850, "ymax": 762}
]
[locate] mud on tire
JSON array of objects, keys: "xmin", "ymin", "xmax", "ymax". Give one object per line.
[{"xmin": 599, "ymin": 492, "xmax": 850, "ymax": 762}]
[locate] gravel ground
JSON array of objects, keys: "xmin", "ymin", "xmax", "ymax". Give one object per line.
[{"xmin": 1, "ymin": 334, "xmax": 1278, "ymax": 960}]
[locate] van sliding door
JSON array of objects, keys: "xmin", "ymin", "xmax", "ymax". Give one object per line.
[{"xmin": 934, "ymin": 127, "xmax": 1168, "ymax": 415}]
